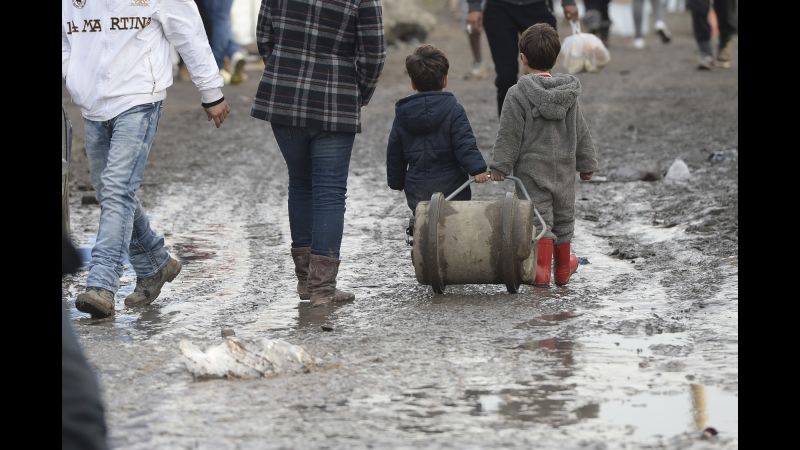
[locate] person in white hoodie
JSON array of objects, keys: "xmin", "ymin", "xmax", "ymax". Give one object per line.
[{"xmin": 62, "ymin": 0, "xmax": 231, "ymax": 319}]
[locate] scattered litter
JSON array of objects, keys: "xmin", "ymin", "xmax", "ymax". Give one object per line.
[
  {"xmin": 708, "ymin": 149, "xmax": 737, "ymax": 163},
  {"xmin": 179, "ymin": 337, "xmax": 316, "ymax": 380},
  {"xmin": 664, "ymin": 158, "xmax": 690, "ymax": 182}
]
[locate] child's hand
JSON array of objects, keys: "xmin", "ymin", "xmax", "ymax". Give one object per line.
[
  {"xmin": 473, "ymin": 172, "xmax": 490, "ymax": 183},
  {"xmin": 489, "ymin": 171, "xmax": 505, "ymax": 182},
  {"xmin": 580, "ymin": 171, "xmax": 593, "ymax": 181}
]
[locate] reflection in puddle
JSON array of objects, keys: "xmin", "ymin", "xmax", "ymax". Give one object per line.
[
  {"xmin": 465, "ymin": 385, "xmax": 594, "ymax": 426},
  {"xmin": 514, "ymin": 336, "xmax": 576, "ymax": 366},
  {"xmin": 598, "ymin": 384, "xmax": 737, "ymax": 440},
  {"xmin": 515, "ymin": 311, "xmax": 580, "ymax": 328},
  {"xmin": 296, "ymin": 301, "xmax": 348, "ymax": 330}
]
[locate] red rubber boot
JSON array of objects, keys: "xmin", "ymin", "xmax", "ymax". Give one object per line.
[
  {"xmin": 533, "ymin": 238, "xmax": 554, "ymax": 287},
  {"xmin": 554, "ymin": 241, "xmax": 579, "ymax": 286}
]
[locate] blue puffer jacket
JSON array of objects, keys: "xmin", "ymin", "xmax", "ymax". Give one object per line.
[{"xmin": 386, "ymin": 91, "xmax": 487, "ymax": 212}]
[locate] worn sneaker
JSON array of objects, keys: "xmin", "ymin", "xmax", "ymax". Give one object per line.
[
  {"xmin": 717, "ymin": 41, "xmax": 733, "ymax": 68},
  {"xmin": 697, "ymin": 54, "xmax": 714, "ymax": 71},
  {"xmin": 654, "ymin": 20, "xmax": 672, "ymax": 44},
  {"xmin": 220, "ymin": 68, "xmax": 232, "ymax": 85},
  {"xmin": 230, "ymin": 51, "xmax": 248, "ymax": 85},
  {"xmin": 463, "ymin": 61, "xmax": 488, "ymax": 80},
  {"xmin": 124, "ymin": 257, "xmax": 182, "ymax": 307},
  {"xmin": 633, "ymin": 38, "xmax": 645, "ymax": 49},
  {"xmin": 76, "ymin": 287, "xmax": 115, "ymax": 319}
]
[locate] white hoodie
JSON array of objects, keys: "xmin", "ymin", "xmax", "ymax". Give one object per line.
[{"xmin": 62, "ymin": 0, "xmax": 224, "ymax": 121}]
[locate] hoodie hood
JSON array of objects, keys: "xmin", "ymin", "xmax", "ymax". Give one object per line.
[
  {"xmin": 395, "ymin": 91, "xmax": 457, "ymax": 135},
  {"xmin": 515, "ymin": 73, "xmax": 581, "ymax": 120}
]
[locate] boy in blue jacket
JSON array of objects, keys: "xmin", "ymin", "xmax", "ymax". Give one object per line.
[{"xmin": 387, "ymin": 44, "xmax": 489, "ymax": 237}]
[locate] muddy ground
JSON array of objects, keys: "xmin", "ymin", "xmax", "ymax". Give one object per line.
[{"xmin": 62, "ymin": 6, "xmax": 737, "ymax": 449}]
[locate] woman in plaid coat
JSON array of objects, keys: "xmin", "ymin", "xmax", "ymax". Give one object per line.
[{"xmin": 251, "ymin": 0, "xmax": 385, "ymax": 307}]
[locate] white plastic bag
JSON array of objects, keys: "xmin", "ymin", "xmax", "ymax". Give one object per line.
[{"xmin": 561, "ymin": 21, "xmax": 610, "ymax": 74}]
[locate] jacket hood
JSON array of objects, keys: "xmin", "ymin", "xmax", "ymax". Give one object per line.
[
  {"xmin": 395, "ymin": 91, "xmax": 457, "ymax": 134},
  {"xmin": 515, "ymin": 73, "xmax": 581, "ymax": 120}
]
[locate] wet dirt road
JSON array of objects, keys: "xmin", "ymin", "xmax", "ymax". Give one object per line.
[{"xmin": 62, "ymin": 9, "xmax": 737, "ymax": 449}]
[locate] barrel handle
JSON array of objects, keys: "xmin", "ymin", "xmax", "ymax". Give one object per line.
[{"xmin": 445, "ymin": 175, "xmax": 548, "ymax": 241}]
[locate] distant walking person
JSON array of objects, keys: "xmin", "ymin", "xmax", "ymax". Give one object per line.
[
  {"xmin": 466, "ymin": 0, "xmax": 579, "ymax": 116},
  {"xmin": 199, "ymin": 0, "xmax": 248, "ymax": 84},
  {"xmin": 583, "ymin": 0, "xmax": 612, "ymax": 47},
  {"xmin": 63, "ymin": 0, "xmax": 231, "ymax": 318},
  {"xmin": 461, "ymin": 0, "xmax": 489, "ymax": 80},
  {"xmin": 251, "ymin": 0, "xmax": 385, "ymax": 307},
  {"xmin": 688, "ymin": 0, "xmax": 737, "ymax": 70},
  {"xmin": 632, "ymin": 0, "xmax": 672, "ymax": 49}
]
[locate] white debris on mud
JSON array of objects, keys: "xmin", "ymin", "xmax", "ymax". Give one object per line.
[
  {"xmin": 665, "ymin": 158, "xmax": 691, "ymax": 182},
  {"xmin": 179, "ymin": 337, "xmax": 316, "ymax": 380}
]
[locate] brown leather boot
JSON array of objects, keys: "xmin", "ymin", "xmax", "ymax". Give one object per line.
[
  {"xmin": 553, "ymin": 241, "xmax": 579, "ymax": 286},
  {"xmin": 290, "ymin": 247, "xmax": 311, "ymax": 300},
  {"xmin": 124, "ymin": 256, "xmax": 182, "ymax": 307},
  {"xmin": 308, "ymin": 254, "xmax": 355, "ymax": 307},
  {"xmin": 76, "ymin": 287, "xmax": 115, "ymax": 319}
]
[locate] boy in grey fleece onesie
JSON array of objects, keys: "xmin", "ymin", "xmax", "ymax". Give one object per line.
[{"xmin": 489, "ymin": 23, "xmax": 598, "ymax": 287}]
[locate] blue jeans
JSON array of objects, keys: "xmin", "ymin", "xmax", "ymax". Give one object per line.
[
  {"xmin": 271, "ymin": 124, "xmax": 355, "ymax": 259},
  {"xmin": 199, "ymin": 0, "xmax": 240, "ymax": 69},
  {"xmin": 84, "ymin": 102, "xmax": 170, "ymax": 293}
]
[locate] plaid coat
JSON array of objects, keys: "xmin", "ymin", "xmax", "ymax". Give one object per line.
[{"xmin": 250, "ymin": 0, "xmax": 386, "ymax": 133}]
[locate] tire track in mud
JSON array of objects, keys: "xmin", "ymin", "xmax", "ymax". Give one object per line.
[
  {"xmin": 129, "ymin": 115, "xmax": 309, "ymax": 340},
  {"xmin": 567, "ymin": 181, "xmax": 739, "ymax": 421}
]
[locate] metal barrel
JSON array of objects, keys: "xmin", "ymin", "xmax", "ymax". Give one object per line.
[{"xmin": 411, "ymin": 191, "xmax": 536, "ymax": 293}]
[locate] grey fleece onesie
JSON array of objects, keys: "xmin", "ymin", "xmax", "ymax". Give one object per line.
[{"xmin": 490, "ymin": 73, "xmax": 598, "ymax": 243}]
